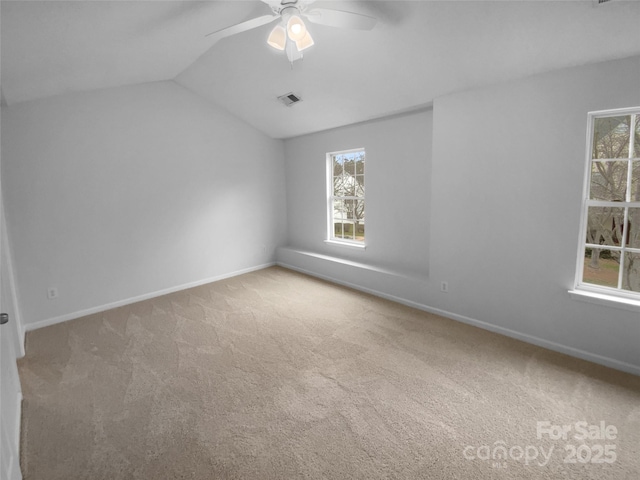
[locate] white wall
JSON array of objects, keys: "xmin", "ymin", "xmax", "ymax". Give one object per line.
[
  {"xmin": 1, "ymin": 201, "xmax": 24, "ymax": 356},
  {"xmin": 3, "ymin": 55, "xmax": 638, "ymax": 373},
  {"xmin": 282, "ymin": 109, "xmax": 432, "ymax": 278},
  {"xmin": 278, "ymin": 56, "xmax": 640, "ymax": 374},
  {"xmin": 1, "ymin": 102, "xmax": 24, "ymax": 480},
  {"xmin": 429, "ymin": 55, "xmax": 640, "ymax": 371},
  {"xmin": 1, "ymin": 81, "xmax": 287, "ymax": 328},
  {"xmin": 1, "ymin": 200, "xmax": 23, "ymax": 480}
]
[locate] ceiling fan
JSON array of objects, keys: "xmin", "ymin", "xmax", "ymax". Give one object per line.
[{"xmin": 205, "ymin": 0, "xmax": 377, "ymax": 64}]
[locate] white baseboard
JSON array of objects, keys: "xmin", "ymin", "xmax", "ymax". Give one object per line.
[
  {"xmin": 23, "ymin": 259, "xmax": 640, "ymax": 377},
  {"xmin": 277, "ymin": 261, "xmax": 640, "ymax": 377},
  {"xmin": 25, "ymin": 262, "xmax": 275, "ymax": 332}
]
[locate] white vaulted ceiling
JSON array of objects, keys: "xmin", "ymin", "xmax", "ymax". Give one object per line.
[
  {"xmin": 0, "ymin": 1, "xmax": 261, "ymax": 104},
  {"xmin": 2, "ymin": 1, "xmax": 640, "ymax": 139}
]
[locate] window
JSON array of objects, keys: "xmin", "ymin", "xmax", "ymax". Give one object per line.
[
  {"xmin": 327, "ymin": 148, "xmax": 365, "ymax": 245},
  {"xmin": 575, "ymin": 107, "xmax": 640, "ymax": 302}
]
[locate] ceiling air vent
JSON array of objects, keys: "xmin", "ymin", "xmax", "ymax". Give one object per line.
[{"xmin": 277, "ymin": 92, "xmax": 302, "ymax": 107}]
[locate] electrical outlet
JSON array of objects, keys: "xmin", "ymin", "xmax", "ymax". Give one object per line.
[
  {"xmin": 47, "ymin": 287, "xmax": 59, "ymax": 299},
  {"xmin": 440, "ymin": 281, "xmax": 449, "ymax": 293}
]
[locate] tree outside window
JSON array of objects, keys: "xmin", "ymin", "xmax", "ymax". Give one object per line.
[
  {"xmin": 328, "ymin": 149, "xmax": 365, "ymax": 243},
  {"xmin": 578, "ymin": 109, "xmax": 640, "ymax": 295}
]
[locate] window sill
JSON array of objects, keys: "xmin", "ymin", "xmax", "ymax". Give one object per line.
[
  {"xmin": 568, "ymin": 289, "xmax": 640, "ymax": 313},
  {"xmin": 324, "ymin": 239, "xmax": 366, "ymax": 250}
]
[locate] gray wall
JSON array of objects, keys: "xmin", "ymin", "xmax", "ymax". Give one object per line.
[
  {"xmin": 429, "ymin": 55, "xmax": 640, "ymax": 370},
  {"xmin": 1, "ymin": 81, "xmax": 287, "ymax": 328},
  {"xmin": 279, "ymin": 55, "xmax": 640, "ymax": 373},
  {"xmin": 3, "ymin": 55, "xmax": 639, "ymax": 373},
  {"xmin": 283, "ymin": 109, "xmax": 432, "ymax": 277}
]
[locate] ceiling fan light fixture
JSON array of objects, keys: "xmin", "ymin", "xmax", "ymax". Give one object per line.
[
  {"xmin": 267, "ymin": 24, "xmax": 286, "ymax": 50},
  {"xmin": 287, "ymin": 15, "xmax": 307, "ymax": 42},
  {"xmin": 295, "ymin": 31, "xmax": 314, "ymax": 51},
  {"xmin": 204, "ymin": 5, "xmax": 378, "ymax": 65}
]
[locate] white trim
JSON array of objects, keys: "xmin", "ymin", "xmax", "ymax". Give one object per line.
[
  {"xmin": 583, "ymin": 244, "xmax": 640, "ymax": 253},
  {"xmin": 585, "ymin": 200, "xmax": 640, "ymax": 208},
  {"xmin": 590, "ymin": 105, "xmax": 640, "ymax": 118},
  {"xmin": 575, "ymin": 281, "xmax": 640, "ymax": 302},
  {"xmin": 326, "ymin": 147, "xmax": 366, "ymax": 157},
  {"xmin": 574, "ymin": 106, "xmax": 640, "ymax": 301},
  {"xmin": 574, "ymin": 111, "xmax": 594, "ymax": 287},
  {"xmin": 588, "ymin": 157, "xmax": 640, "ymax": 162},
  {"xmin": 569, "ymin": 289, "xmax": 640, "ymax": 312},
  {"xmin": 25, "ymin": 262, "xmax": 275, "ymax": 332},
  {"xmin": 277, "ymin": 261, "xmax": 640, "ymax": 377},
  {"xmin": 282, "ymin": 249, "xmax": 425, "ymax": 279},
  {"xmin": 324, "ymin": 239, "xmax": 366, "ymax": 249},
  {"xmin": 1, "ymin": 204, "xmax": 25, "ymax": 358},
  {"xmin": 327, "ymin": 148, "xmax": 366, "ymax": 244}
]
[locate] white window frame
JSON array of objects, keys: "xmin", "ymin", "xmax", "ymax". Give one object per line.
[
  {"xmin": 572, "ymin": 106, "xmax": 640, "ymax": 310},
  {"xmin": 326, "ymin": 148, "xmax": 366, "ymax": 248}
]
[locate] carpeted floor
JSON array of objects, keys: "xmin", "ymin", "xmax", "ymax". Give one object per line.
[{"xmin": 18, "ymin": 266, "xmax": 640, "ymax": 479}]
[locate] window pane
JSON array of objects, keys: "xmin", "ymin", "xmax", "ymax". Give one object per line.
[
  {"xmin": 343, "ymin": 222, "xmax": 353, "ymax": 239},
  {"xmin": 345, "ymin": 176, "xmax": 358, "ymax": 197},
  {"xmin": 635, "ymin": 114, "xmax": 640, "ymax": 158},
  {"xmin": 328, "ymin": 149, "xmax": 365, "ymax": 244},
  {"xmin": 589, "ymin": 161, "xmax": 628, "ymax": 201},
  {"xmin": 343, "ymin": 199, "xmax": 354, "ymax": 239},
  {"xmin": 621, "ymin": 253, "xmax": 640, "ymax": 292},
  {"xmin": 333, "ymin": 176, "xmax": 347, "ymax": 196},
  {"xmin": 353, "ymin": 199, "xmax": 365, "ymax": 224},
  {"xmin": 632, "ymin": 161, "xmax": 640, "ymax": 201},
  {"xmin": 593, "ymin": 116, "xmax": 630, "ymax": 159},
  {"xmin": 333, "ymin": 199, "xmax": 345, "ymax": 221},
  {"xmin": 344, "ymin": 199, "xmax": 354, "ymax": 220},
  {"xmin": 583, "ymin": 248, "xmax": 619, "ymax": 288},
  {"xmin": 333, "ymin": 159, "xmax": 343, "ymax": 177},
  {"xmin": 344, "ymin": 159, "xmax": 355, "ymax": 176},
  {"xmin": 586, "ymin": 207, "xmax": 625, "ymax": 246},
  {"xmin": 628, "ymin": 208, "xmax": 640, "ymax": 249},
  {"xmin": 355, "ymin": 153, "xmax": 365, "ymax": 175}
]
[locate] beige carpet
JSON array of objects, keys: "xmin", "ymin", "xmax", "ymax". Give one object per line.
[{"xmin": 18, "ymin": 266, "xmax": 640, "ymax": 479}]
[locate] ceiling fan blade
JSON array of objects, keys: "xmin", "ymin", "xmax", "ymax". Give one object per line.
[
  {"xmin": 304, "ymin": 8, "xmax": 377, "ymax": 30},
  {"xmin": 205, "ymin": 14, "xmax": 279, "ymax": 41},
  {"xmin": 261, "ymin": 0, "xmax": 317, "ymax": 9}
]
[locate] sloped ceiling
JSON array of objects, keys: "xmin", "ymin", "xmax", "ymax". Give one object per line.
[{"xmin": 2, "ymin": 1, "xmax": 640, "ymax": 139}]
